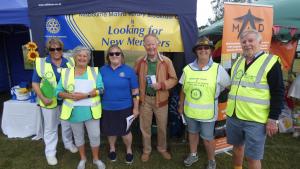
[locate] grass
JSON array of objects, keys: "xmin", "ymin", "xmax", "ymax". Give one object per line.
[{"xmin": 0, "ymin": 130, "xmax": 299, "ymax": 169}]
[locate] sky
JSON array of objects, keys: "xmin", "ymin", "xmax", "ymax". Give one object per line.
[{"xmin": 197, "ymin": 0, "xmax": 214, "ymax": 27}]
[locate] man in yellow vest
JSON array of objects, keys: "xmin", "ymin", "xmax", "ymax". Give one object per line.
[
  {"xmin": 32, "ymin": 38, "xmax": 77, "ymax": 165},
  {"xmin": 178, "ymin": 37, "xmax": 230, "ymax": 169},
  {"xmin": 226, "ymin": 29, "xmax": 284, "ymax": 169}
]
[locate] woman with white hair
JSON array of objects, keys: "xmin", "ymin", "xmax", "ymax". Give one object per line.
[{"xmin": 56, "ymin": 46, "xmax": 105, "ymax": 169}]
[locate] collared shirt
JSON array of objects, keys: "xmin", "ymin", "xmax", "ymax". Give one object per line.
[
  {"xmin": 100, "ymin": 64, "xmax": 138, "ymax": 110},
  {"xmin": 146, "ymin": 58, "xmax": 157, "ymax": 95},
  {"xmin": 179, "ymin": 57, "xmax": 231, "ymax": 122}
]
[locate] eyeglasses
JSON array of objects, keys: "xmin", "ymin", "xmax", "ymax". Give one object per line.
[
  {"xmin": 109, "ymin": 52, "xmax": 121, "ymax": 57},
  {"xmin": 196, "ymin": 46, "xmax": 210, "ymax": 50},
  {"xmin": 49, "ymin": 47, "xmax": 62, "ymax": 52}
]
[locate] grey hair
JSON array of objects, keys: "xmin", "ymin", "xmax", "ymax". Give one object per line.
[
  {"xmin": 143, "ymin": 33, "xmax": 160, "ymax": 44},
  {"xmin": 72, "ymin": 46, "xmax": 91, "ymax": 61},
  {"xmin": 240, "ymin": 29, "xmax": 262, "ymax": 42}
]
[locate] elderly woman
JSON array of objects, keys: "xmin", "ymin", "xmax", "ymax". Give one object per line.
[
  {"xmin": 56, "ymin": 46, "xmax": 105, "ymax": 169},
  {"xmin": 32, "ymin": 37, "xmax": 77, "ymax": 166},
  {"xmin": 178, "ymin": 37, "xmax": 230, "ymax": 169},
  {"xmin": 100, "ymin": 45, "xmax": 139, "ymax": 164}
]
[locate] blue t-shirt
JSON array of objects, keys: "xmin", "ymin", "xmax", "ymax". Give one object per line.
[{"xmin": 100, "ymin": 64, "xmax": 138, "ymax": 110}]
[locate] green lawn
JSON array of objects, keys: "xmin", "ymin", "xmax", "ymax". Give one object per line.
[{"xmin": 0, "ymin": 131, "xmax": 299, "ymax": 169}]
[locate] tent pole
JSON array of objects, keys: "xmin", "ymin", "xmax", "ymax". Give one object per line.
[
  {"xmin": 29, "ymin": 28, "xmax": 33, "ymax": 41},
  {"xmin": 3, "ymin": 35, "xmax": 12, "ymax": 88}
]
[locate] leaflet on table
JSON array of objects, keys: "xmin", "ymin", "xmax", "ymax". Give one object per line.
[
  {"xmin": 126, "ymin": 115, "xmax": 135, "ymax": 132},
  {"xmin": 73, "ymin": 79, "xmax": 93, "ymax": 106}
]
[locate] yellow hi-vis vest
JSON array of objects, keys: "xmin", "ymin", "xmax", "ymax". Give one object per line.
[
  {"xmin": 226, "ymin": 53, "xmax": 279, "ymax": 124},
  {"xmin": 60, "ymin": 66, "xmax": 102, "ymax": 120},
  {"xmin": 183, "ymin": 62, "xmax": 219, "ymax": 120},
  {"xmin": 35, "ymin": 57, "xmax": 74, "ymax": 108}
]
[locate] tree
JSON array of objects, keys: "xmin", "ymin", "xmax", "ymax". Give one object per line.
[{"xmin": 209, "ymin": 0, "xmax": 258, "ymax": 25}]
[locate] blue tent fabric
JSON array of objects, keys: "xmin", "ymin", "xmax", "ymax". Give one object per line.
[
  {"xmin": 0, "ymin": 0, "xmax": 32, "ymax": 92},
  {"xmin": 27, "ymin": 0, "xmax": 198, "ymax": 64},
  {"xmin": 0, "ymin": 0, "xmax": 30, "ymax": 26}
]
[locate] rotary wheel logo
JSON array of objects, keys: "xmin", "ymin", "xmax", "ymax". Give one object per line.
[
  {"xmin": 46, "ymin": 18, "xmax": 60, "ymax": 34},
  {"xmin": 67, "ymin": 84, "xmax": 75, "ymax": 92},
  {"xmin": 44, "ymin": 72, "xmax": 53, "ymax": 80},
  {"xmin": 191, "ymin": 89, "xmax": 201, "ymax": 100},
  {"xmin": 235, "ymin": 70, "xmax": 244, "ymax": 80}
]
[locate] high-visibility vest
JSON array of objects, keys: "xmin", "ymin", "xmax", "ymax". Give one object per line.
[
  {"xmin": 226, "ymin": 53, "xmax": 279, "ymax": 123},
  {"xmin": 183, "ymin": 62, "xmax": 219, "ymax": 120},
  {"xmin": 35, "ymin": 57, "xmax": 74, "ymax": 108},
  {"xmin": 60, "ymin": 66, "xmax": 102, "ymax": 120}
]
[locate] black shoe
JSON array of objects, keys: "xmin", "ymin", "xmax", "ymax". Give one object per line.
[
  {"xmin": 125, "ymin": 153, "xmax": 133, "ymax": 164},
  {"xmin": 108, "ymin": 151, "xmax": 117, "ymax": 162}
]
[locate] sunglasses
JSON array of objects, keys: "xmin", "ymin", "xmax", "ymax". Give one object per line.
[
  {"xmin": 49, "ymin": 47, "xmax": 62, "ymax": 52},
  {"xmin": 196, "ymin": 46, "xmax": 210, "ymax": 50},
  {"xmin": 109, "ymin": 52, "xmax": 121, "ymax": 57}
]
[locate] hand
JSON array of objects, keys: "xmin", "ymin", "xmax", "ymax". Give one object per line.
[
  {"xmin": 178, "ymin": 105, "xmax": 184, "ymax": 115},
  {"xmin": 133, "ymin": 107, "xmax": 139, "ymax": 118},
  {"xmin": 89, "ymin": 89, "xmax": 97, "ymax": 97},
  {"xmin": 69, "ymin": 92, "xmax": 87, "ymax": 101},
  {"xmin": 151, "ymin": 83, "xmax": 161, "ymax": 90},
  {"xmin": 41, "ymin": 97, "xmax": 53, "ymax": 106},
  {"xmin": 266, "ymin": 119, "xmax": 279, "ymax": 137}
]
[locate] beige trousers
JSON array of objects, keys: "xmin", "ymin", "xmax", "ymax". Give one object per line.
[{"xmin": 139, "ymin": 95, "xmax": 168, "ymax": 154}]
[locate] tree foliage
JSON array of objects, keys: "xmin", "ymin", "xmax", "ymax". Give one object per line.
[{"xmin": 209, "ymin": 0, "xmax": 258, "ymax": 25}]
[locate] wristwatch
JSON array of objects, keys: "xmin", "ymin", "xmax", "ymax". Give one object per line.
[{"xmin": 87, "ymin": 93, "xmax": 91, "ymax": 98}]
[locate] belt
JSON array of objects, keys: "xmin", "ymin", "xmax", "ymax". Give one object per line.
[{"xmin": 146, "ymin": 93, "xmax": 156, "ymax": 97}]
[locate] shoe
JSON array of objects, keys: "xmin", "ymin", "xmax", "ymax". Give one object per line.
[
  {"xmin": 67, "ymin": 145, "xmax": 78, "ymax": 153},
  {"xmin": 159, "ymin": 151, "xmax": 172, "ymax": 160},
  {"xmin": 93, "ymin": 160, "xmax": 106, "ymax": 169},
  {"xmin": 108, "ymin": 151, "xmax": 117, "ymax": 162},
  {"xmin": 46, "ymin": 156, "xmax": 57, "ymax": 166},
  {"xmin": 293, "ymin": 132, "xmax": 300, "ymax": 138},
  {"xmin": 184, "ymin": 154, "xmax": 198, "ymax": 167},
  {"xmin": 125, "ymin": 153, "xmax": 133, "ymax": 164},
  {"xmin": 206, "ymin": 160, "xmax": 216, "ymax": 169},
  {"xmin": 77, "ymin": 159, "xmax": 86, "ymax": 169},
  {"xmin": 141, "ymin": 153, "xmax": 150, "ymax": 162}
]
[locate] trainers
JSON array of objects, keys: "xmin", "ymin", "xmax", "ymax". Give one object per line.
[
  {"xmin": 184, "ymin": 154, "xmax": 198, "ymax": 167},
  {"xmin": 206, "ymin": 160, "xmax": 216, "ymax": 169},
  {"xmin": 77, "ymin": 159, "xmax": 86, "ymax": 169},
  {"xmin": 108, "ymin": 151, "xmax": 117, "ymax": 162},
  {"xmin": 141, "ymin": 153, "xmax": 150, "ymax": 162},
  {"xmin": 67, "ymin": 145, "xmax": 78, "ymax": 153},
  {"xmin": 159, "ymin": 151, "xmax": 172, "ymax": 160},
  {"xmin": 125, "ymin": 153, "xmax": 133, "ymax": 164},
  {"xmin": 46, "ymin": 156, "xmax": 57, "ymax": 166},
  {"xmin": 93, "ymin": 160, "xmax": 106, "ymax": 169}
]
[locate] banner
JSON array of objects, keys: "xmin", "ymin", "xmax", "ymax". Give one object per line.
[
  {"xmin": 221, "ymin": 3, "xmax": 273, "ymax": 68},
  {"xmin": 45, "ymin": 12, "xmax": 183, "ymax": 52},
  {"xmin": 270, "ymin": 39, "xmax": 298, "ymax": 71}
]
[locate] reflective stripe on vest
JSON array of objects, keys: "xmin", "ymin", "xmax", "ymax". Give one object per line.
[
  {"xmin": 227, "ymin": 53, "xmax": 278, "ymax": 123},
  {"xmin": 60, "ymin": 66, "xmax": 102, "ymax": 120},
  {"xmin": 183, "ymin": 62, "xmax": 218, "ymax": 120},
  {"xmin": 36, "ymin": 57, "xmax": 74, "ymax": 108}
]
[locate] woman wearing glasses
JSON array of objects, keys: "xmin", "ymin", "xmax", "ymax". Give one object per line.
[
  {"xmin": 32, "ymin": 38, "xmax": 77, "ymax": 166},
  {"xmin": 57, "ymin": 46, "xmax": 105, "ymax": 169},
  {"xmin": 178, "ymin": 37, "xmax": 230, "ymax": 169},
  {"xmin": 100, "ymin": 45, "xmax": 139, "ymax": 164}
]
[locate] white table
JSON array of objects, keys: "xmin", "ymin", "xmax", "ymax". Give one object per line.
[{"xmin": 1, "ymin": 100, "xmax": 43, "ymax": 140}]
